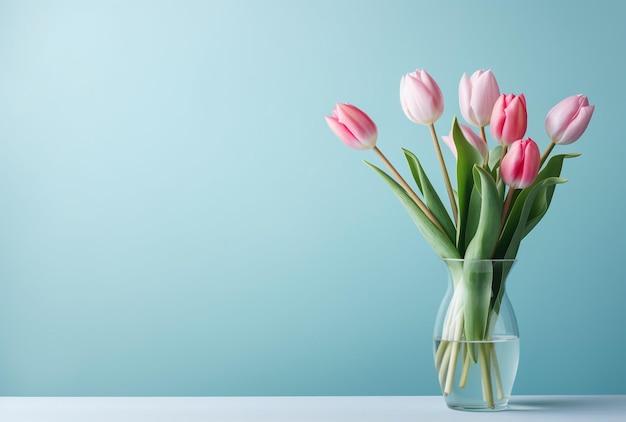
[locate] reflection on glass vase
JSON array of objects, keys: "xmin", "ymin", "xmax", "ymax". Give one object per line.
[{"xmin": 433, "ymin": 259, "xmax": 520, "ymax": 411}]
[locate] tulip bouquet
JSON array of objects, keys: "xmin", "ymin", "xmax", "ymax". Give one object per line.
[{"xmin": 325, "ymin": 69, "xmax": 594, "ymax": 407}]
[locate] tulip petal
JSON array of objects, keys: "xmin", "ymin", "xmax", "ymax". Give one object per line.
[
  {"xmin": 335, "ymin": 103, "xmax": 377, "ymax": 143},
  {"xmin": 520, "ymin": 140, "xmax": 540, "ymax": 187},
  {"xmin": 545, "ymin": 99, "xmax": 576, "ymax": 140},
  {"xmin": 490, "ymin": 95, "xmax": 506, "ymax": 142},
  {"xmin": 556, "ymin": 105, "xmax": 595, "ymax": 145},
  {"xmin": 500, "ymin": 139, "xmax": 539, "ymax": 189},
  {"xmin": 402, "ymin": 74, "xmax": 436, "ymax": 124},
  {"xmin": 459, "ymin": 124, "xmax": 489, "ymax": 162},
  {"xmin": 490, "ymin": 93, "xmax": 527, "ymax": 145},
  {"xmin": 500, "ymin": 147, "xmax": 524, "ymax": 189},
  {"xmin": 459, "ymin": 73, "xmax": 475, "ymax": 125},
  {"xmin": 459, "ymin": 70, "xmax": 500, "ymax": 128},
  {"xmin": 470, "ymin": 71, "xmax": 500, "ymax": 127},
  {"xmin": 503, "ymin": 96, "xmax": 527, "ymax": 142},
  {"xmin": 325, "ymin": 115, "xmax": 365, "ymax": 150},
  {"xmin": 420, "ymin": 70, "xmax": 445, "ymax": 114},
  {"xmin": 441, "ymin": 134, "xmax": 457, "ymax": 158},
  {"xmin": 399, "ymin": 70, "xmax": 445, "ymax": 125}
]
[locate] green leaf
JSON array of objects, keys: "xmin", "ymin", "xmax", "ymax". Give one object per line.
[
  {"xmin": 488, "ymin": 145, "xmax": 503, "ymax": 173},
  {"xmin": 462, "ymin": 260, "xmax": 493, "ymax": 344},
  {"xmin": 522, "ymin": 153, "xmax": 580, "ymax": 237},
  {"xmin": 464, "ymin": 166, "xmax": 503, "ymax": 260},
  {"xmin": 487, "ymin": 145, "xmax": 506, "ymax": 199},
  {"xmin": 364, "ymin": 161, "xmax": 460, "ymax": 259},
  {"xmin": 495, "ymin": 153, "xmax": 579, "ymax": 259},
  {"xmin": 464, "ymin": 185, "xmax": 481, "ymax": 251},
  {"xmin": 451, "ymin": 117, "xmax": 484, "ymax": 255},
  {"xmin": 402, "ymin": 148, "xmax": 456, "ymax": 243},
  {"xmin": 495, "ymin": 176, "xmax": 567, "ymax": 259},
  {"xmin": 488, "ymin": 259, "xmax": 515, "ymax": 329}
]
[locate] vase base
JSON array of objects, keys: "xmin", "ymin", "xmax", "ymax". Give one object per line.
[{"xmin": 445, "ymin": 399, "xmax": 510, "ymax": 412}]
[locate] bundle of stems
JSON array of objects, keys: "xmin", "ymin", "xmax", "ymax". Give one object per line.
[
  {"xmin": 366, "ymin": 120, "xmax": 572, "ymax": 408},
  {"xmin": 326, "ymin": 80, "xmax": 593, "ymax": 409}
]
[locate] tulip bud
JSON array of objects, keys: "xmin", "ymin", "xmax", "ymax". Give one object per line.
[
  {"xmin": 490, "ymin": 93, "xmax": 528, "ymax": 145},
  {"xmin": 325, "ymin": 103, "xmax": 378, "ymax": 150},
  {"xmin": 545, "ymin": 94, "xmax": 595, "ymax": 145},
  {"xmin": 459, "ymin": 69, "xmax": 500, "ymax": 128},
  {"xmin": 500, "ymin": 138, "xmax": 541, "ymax": 189},
  {"xmin": 400, "ymin": 69, "xmax": 444, "ymax": 125},
  {"xmin": 441, "ymin": 124, "xmax": 489, "ymax": 162}
]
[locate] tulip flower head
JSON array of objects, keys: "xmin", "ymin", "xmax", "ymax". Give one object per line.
[
  {"xmin": 400, "ymin": 69, "xmax": 444, "ymax": 125},
  {"xmin": 500, "ymin": 138, "xmax": 541, "ymax": 189},
  {"xmin": 441, "ymin": 123, "xmax": 489, "ymax": 163},
  {"xmin": 490, "ymin": 93, "xmax": 528, "ymax": 145},
  {"xmin": 459, "ymin": 69, "xmax": 500, "ymax": 128},
  {"xmin": 325, "ymin": 103, "xmax": 378, "ymax": 150},
  {"xmin": 545, "ymin": 94, "xmax": 595, "ymax": 145}
]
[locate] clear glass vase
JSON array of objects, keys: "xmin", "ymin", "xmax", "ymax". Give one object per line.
[{"xmin": 433, "ymin": 259, "xmax": 520, "ymax": 411}]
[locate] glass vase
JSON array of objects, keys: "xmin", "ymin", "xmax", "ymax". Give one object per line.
[{"xmin": 433, "ymin": 259, "xmax": 520, "ymax": 411}]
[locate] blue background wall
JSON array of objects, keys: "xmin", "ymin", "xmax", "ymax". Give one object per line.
[{"xmin": 0, "ymin": 0, "xmax": 624, "ymax": 396}]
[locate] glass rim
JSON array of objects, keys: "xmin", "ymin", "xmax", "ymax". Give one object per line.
[{"xmin": 441, "ymin": 258, "xmax": 516, "ymax": 263}]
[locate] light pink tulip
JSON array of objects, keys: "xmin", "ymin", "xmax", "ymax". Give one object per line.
[
  {"xmin": 490, "ymin": 93, "xmax": 528, "ymax": 145},
  {"xmin": 545, "ymin": 94, "xmax": 595, "ymax": 145},
  {"xmin": 400, "ymin": 69, "xmax": 444, "ymax": 125},
  {"xmin": 500, "ymin": 138, "xmax": 541, "ymax": 189},
  {"xmin": 325, "ymin": 103, "xmax": 378, "ymax": 150},
  {"xmin": 459, "ymin": 69, "xmax": 500, "ymax": 128},
  {"xmin": 441, "ymin": 124, "xmax": 489, "ymax": 162}
]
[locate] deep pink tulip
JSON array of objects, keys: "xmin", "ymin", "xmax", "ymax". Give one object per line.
[
  {"xmin": 441, "ymin": 124, "xmax": 489, "ymax": 162},
  {"xmin": 500, "ymin": 138, "xmax": 541, "ymax": 189},
  {"xmin": 545, "ymin": 94, "xmax": 595, "ymax": 145},
  {"xmin": 325, "ymin": 103, "xmax": 378, "ymax": 150},
  {"xmin": 490, "ymin": 93, "xmax": 528, "ymax": 145},
  {"xmin": 400, "ymin": 69, "xmax": 444, "ymax": 125},
  {"xmin": 459, "ymin": 69, "xmax": 500, "ymax": 128}
]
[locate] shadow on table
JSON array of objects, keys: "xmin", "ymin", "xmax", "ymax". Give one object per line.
[{"xmin": 508, "ymin": 396, "xmax": 623, "ymax": 413}]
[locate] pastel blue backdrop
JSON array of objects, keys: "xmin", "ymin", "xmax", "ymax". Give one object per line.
[{"xmin": 0, "ymin": 0, "xmax": 624, "ymax": 396}]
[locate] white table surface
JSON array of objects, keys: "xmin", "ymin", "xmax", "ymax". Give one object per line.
[{"xmin": 0, "ymin": 396, "xmax": 624, "ymax": 421}]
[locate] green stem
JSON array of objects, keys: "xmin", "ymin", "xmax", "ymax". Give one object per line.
[
  {"xmin": 479, "ymin": 126, "xmax": 488, "ymax": 143},
  {"xmin": 437, "ymin": 288, "xmax": 465, "ymax": 394},
  {"xmin": 499, "ymin": 188, "xmax": 516, "ymax": 236},
  {"xmin": 540, "ymin": 142, "xmax": 556, "ymax": 168},
  {"xmin": 444, "ymin": 318, "xmax": 464, "ymax": 395},
  {"xmin": 496, "ymin": 145, "xmax": 508, "ymax": 185},
  {"xmin": 445, "ymin": 342, "xmax": 459, "ymax": 395},
  {"xmin": 459, "ymin": 345, "xmax": 471, "ymax": 388},
  {"xmin": 480, "ymin": 126, "xmax": 489, "ymax": 168},
  {"xmin": 438, "ymin": 345, "xmax": 451, "ymax": 391},
  {"xmin": 491, "ymin": 343, "xmax": 504, "ymax": 400},
  {"xmin": 478, "ymin": 343, "xmax": 495, "ymax": 409},
  {"xmin": 429, "ymin": 124, "xmax": 458, "ymax": 225},
  {"xmin": 372, "ymin": 146, "xmax": 446, "ymax": 234},
  {"xmin": 435, "ymin": 340, "xmax": 448, "ymax": 369}
]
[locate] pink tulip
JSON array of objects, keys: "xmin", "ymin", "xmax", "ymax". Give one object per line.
[
  {"xmin": 500, "ymin": 138, "xmax": 541, "ymax": 189},
  {"xmin": 459, "ymin": 69, "xmax": 500, "ymax": 128},
  {"xmin": 325, "ymin": 103, "xmax": 378, "ymax": 151},
  {"xmin": 545, "ymin": 94, "xmax": 595, "ymax": 145},
  {"xmin": 400, "ymin": 69, "xmax": 444, "ymax": 125},
  {"xmin": 441, "ymin": 124, "xmax": 489, "ymax": 162},
  {"xmin": 490, "ymin": 93, "xmax": 528, "ymax": 145}
]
